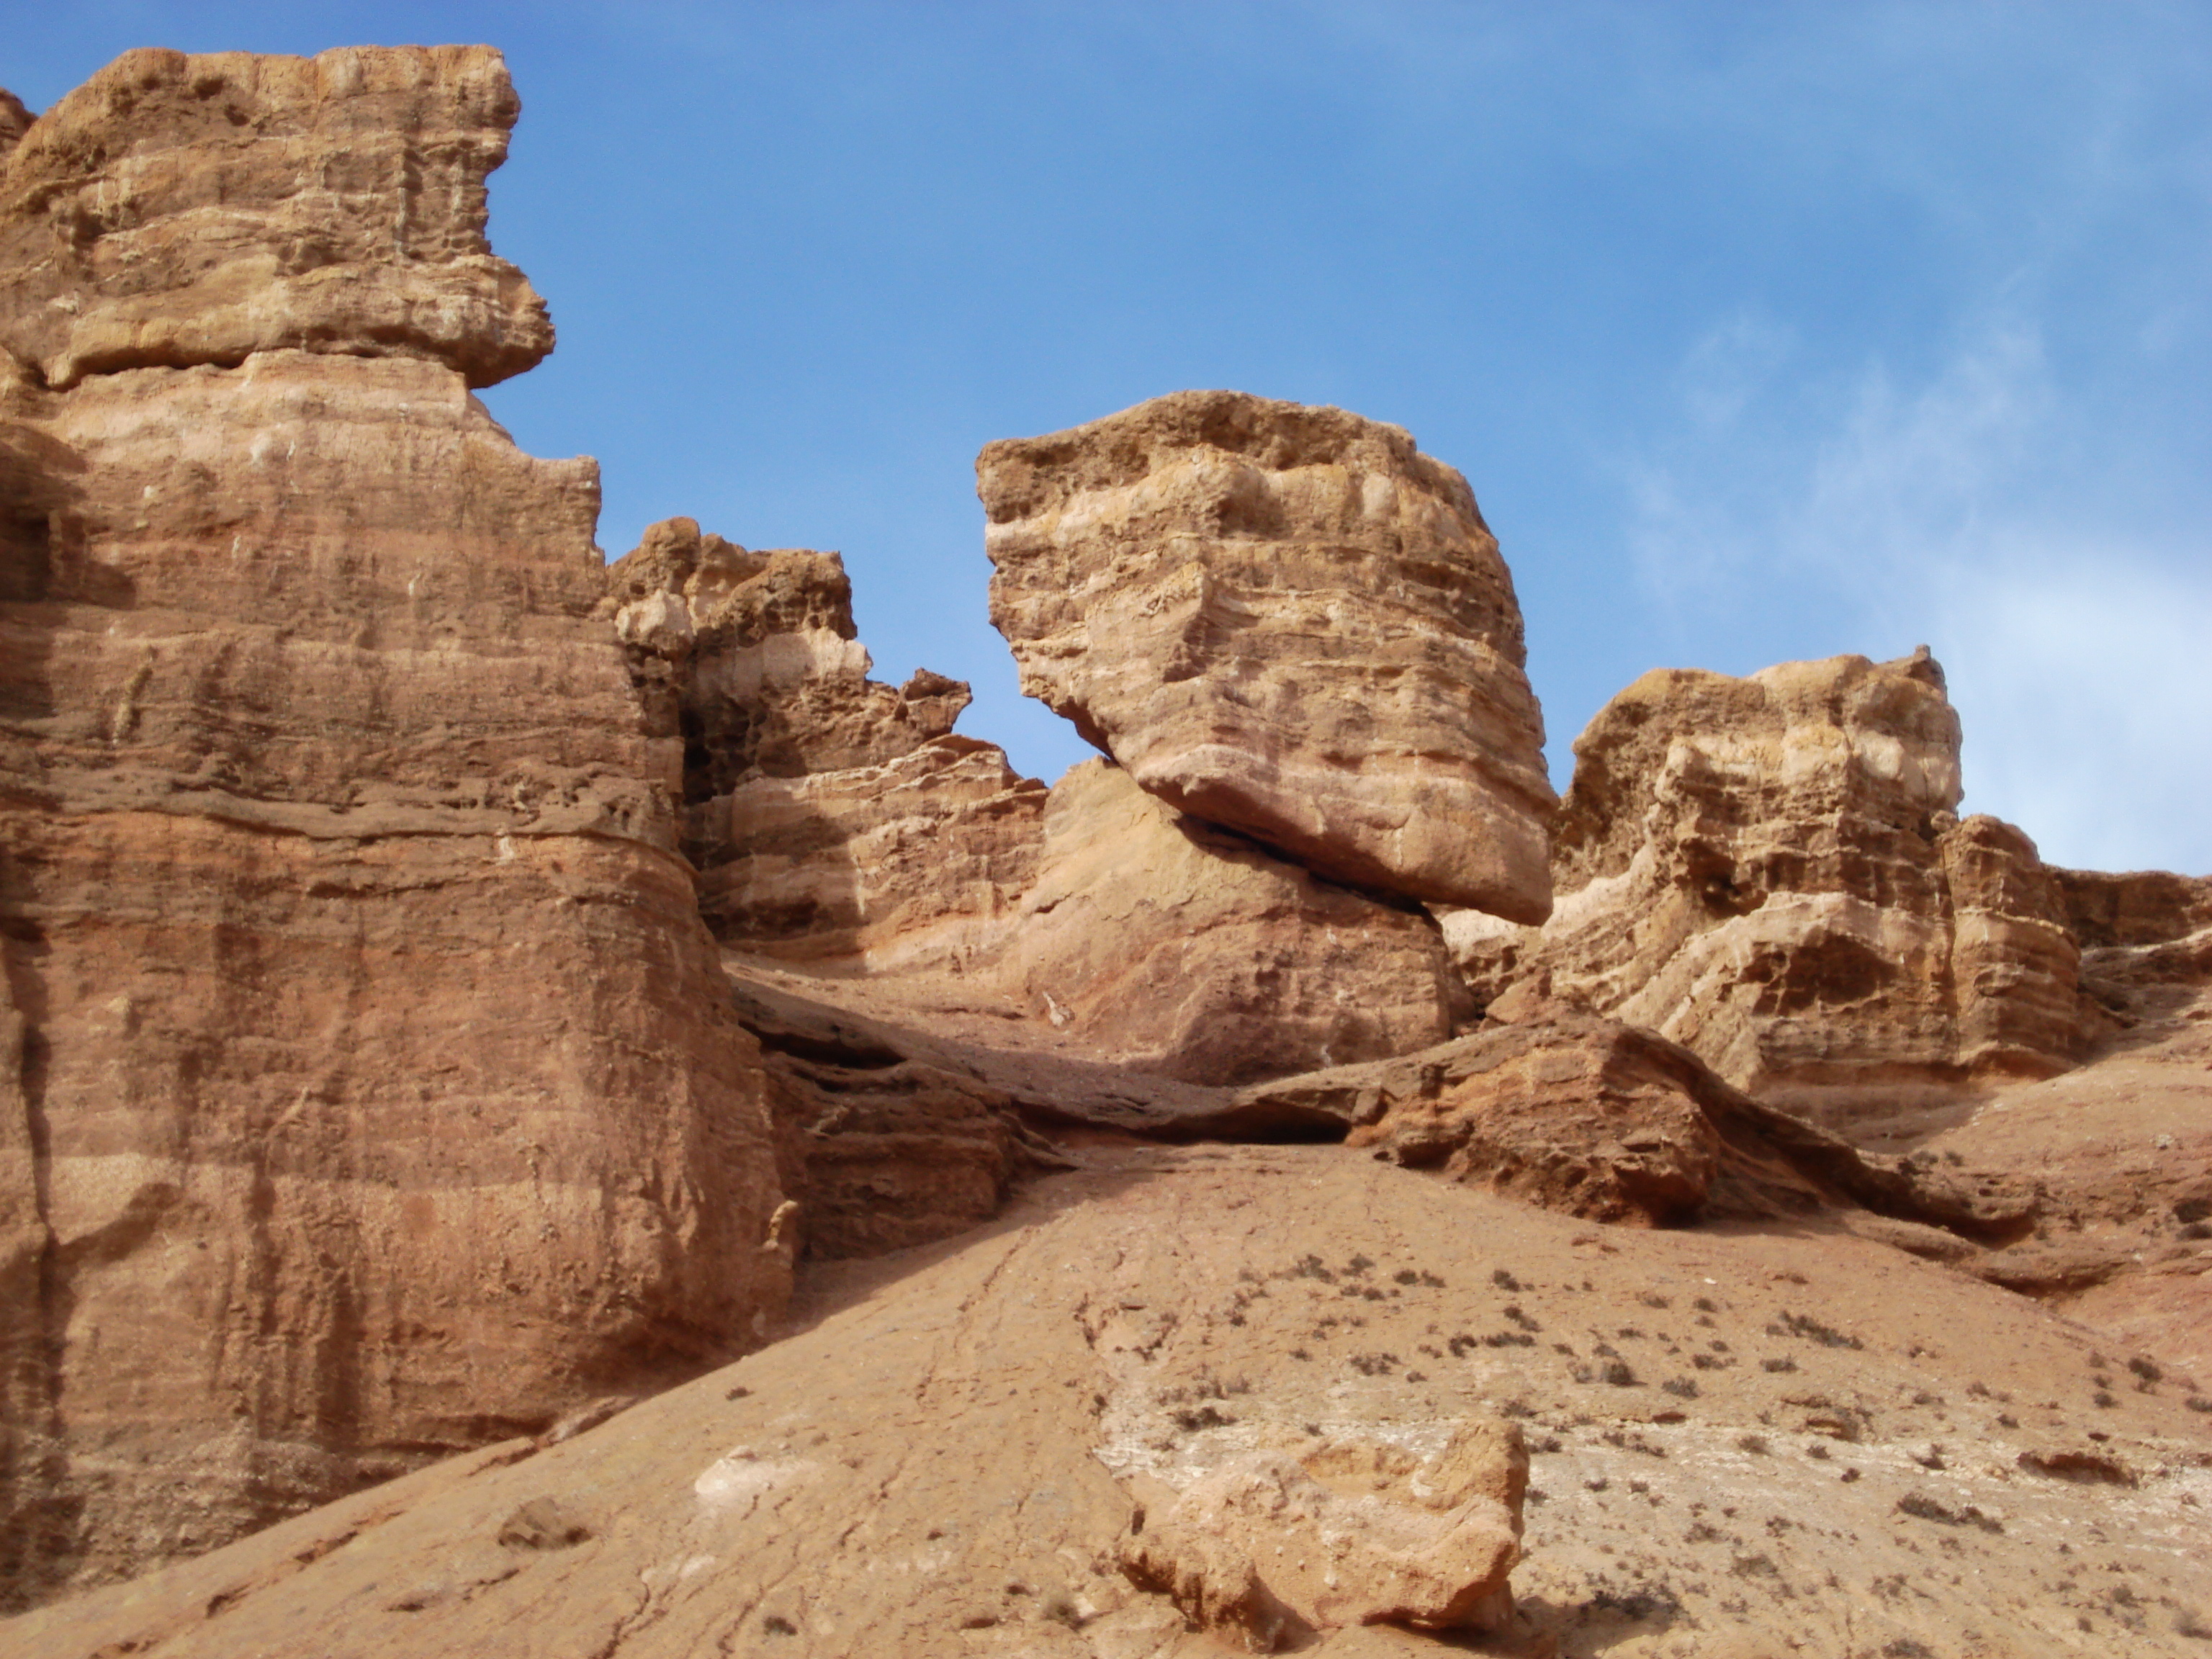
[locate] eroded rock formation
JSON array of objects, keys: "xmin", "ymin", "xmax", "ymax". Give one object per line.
[
  {"xmin": 611, "ymin": 521, "xmax": 1469, "ymax": 1087},
  {"xmin": 606, "ymin": 516, "xmax": 1047, "ymax": 969},
  {"xmin": 1444, "ymin": 649, "xmax": 2087, "ymax": 1123},
  {"xmin": 992, "ymin": 760, "xmax": 1464, "ymax": 1083},
  {"xmin": 0, "ymin": 91, "xmax": 31, "ymax": 155},
  {"xmin": 0, "ymin": 48, "xmax": 551, "ymax": 390},
  {"xmin": 0, "ymin": 50, "xmax": 786, "ymax": 1611},
  {"xmin": 978, "ymin": 390, "xmax": 1557, "ymax": 923}
]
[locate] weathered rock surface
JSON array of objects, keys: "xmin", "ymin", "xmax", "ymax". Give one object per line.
[
  {"xmin": 1123, "ymin": 1420, "xmax": 1526, "ymax": 1645},
  {"xmin": 0, "ymin": 90, "xmax": 32, "ymax": 156},
  {"xmin": 9, "ymin": 1141, "xmax": 2208, "ymax": 1659},
  {"xmin": 1445, "ymin": 649, "xmax": 2087, "ymax": 1124},
  {"xmin": 606, "ymin": 516, "xmax": 1048, "ymax": 968},
  {"xmin": 1233, "ymin": 1007, "xmax": 2031, "ymax": 1235},
  {"xmin": 2055, "ymin": 866, "xmax": 2212, "ymax": 952},
  {"xmin": 612, "ymin": 523, "xmax": 1469, "ymax": 1087},
  {"xmin": 1341, "ymin": 1014, "xmax": 1727, "ymax": 1226},
  {"xmin": 990, "ymin": 760, "xmax": 1464, "ymax": 1084},
  {"xmin": 0, "ymin": 51, "xmax": 786, "ymax": 1613},
  {"xmin": 979, "ymin": 390, "xmax": 1557, "ymax": 922},
  {"xmin": 0, "ymin": 48, "xmax": 551, "ymax": 390}
]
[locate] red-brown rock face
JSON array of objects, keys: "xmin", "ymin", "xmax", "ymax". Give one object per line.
[
  {"xmin": 1444, "ymin": 649, "xmax": 2085, "ymax": 1123},
  {"xmin": 0, "ymin": 48, "xmax": 551, "ymax": 390},
  {"xmin": 978, "ymin": 391, "xmax": 1557, "ymax": 923},
  {"xmin": 0, "ymin": 51, "xmax": 786, "ymax": 1611},
  {"xmin": 611, "ymin": 521, "xmax": 1469, "ymax": 1087},
  {"xmin": 607, "ymin": 517, "xmax": 1048, "ymax": 969}
]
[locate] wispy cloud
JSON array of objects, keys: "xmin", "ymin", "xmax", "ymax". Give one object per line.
[{"xmin": 1627, "ymin": 310, "xmax": 2212, "ymax": 873}]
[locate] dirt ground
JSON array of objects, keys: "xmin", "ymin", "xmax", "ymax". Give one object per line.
[{"xmin": 6, "ymin": 1125, "xmax": 2206, "ymax": 1659}]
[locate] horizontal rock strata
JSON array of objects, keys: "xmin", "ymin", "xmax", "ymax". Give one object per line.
[
  {"xmin": 1444, "ymin": 649, "xmax": 2087, "ymax": 1123},
  {"xmin": 606, "ymin": 516, "xmax": 1047, "ymax": 970},
  {"xmin": 0, "ymin": 47, "xmax": 551, "ymax": 390},
  {"xmin": 979, "ymin": 390, "xmax": 1557, "ymax": 922},
  {"xmin": 615, "ymin": 523, "xmax": 1469, "ymax": 1089},
  {"xmin": 0, "ymin": 51, "xmax": 786, "ymax": 1613}
]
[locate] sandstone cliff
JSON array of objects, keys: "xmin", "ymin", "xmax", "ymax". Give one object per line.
[
  {"xmin": 0, "ymin": 50, "xmax": 786, "ymax": 1611},
  {"xmin": 6, "ymin": 40, "xmax": 2211, "ymax": 1656},
  {"xmin": 1444, "ymin": 649, "xmax": 2087, "ymax": 1124},
  {"xmin": 979, "ymin": 390, "xmax": 1557, "ymax": 924},
  {"xmin": 606, "ymin": 516, "xmax": 1047, "ymax": 969}
]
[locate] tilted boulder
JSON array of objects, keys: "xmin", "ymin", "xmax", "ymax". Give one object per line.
[
  {"xmin": 1443, "ymin": 649, "xmax": 2085, "ymax": 1123},
  {"xmin": 1123, "ymin": 1418, "xmax": 1527, "ymax": 1647},
  {"xmin": 978, "ymin": 390, "xmax": 1556, "ymax": 923},
  {"xmin": 0, "ymin": 48, "xmax": 551, "ymax": 390},
  {"xmin": 0, "ymin": 51, "xmax": 786, "ymax": 1611}
]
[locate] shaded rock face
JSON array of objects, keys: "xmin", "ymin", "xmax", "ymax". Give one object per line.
[
  {"xmin": 999, "ymin": 760, "xmax": 1463, "ymax": 1084},
  {"xmin": 0, "ymin": 51, "xmax": 786, "ymax": 1612},
  {"xmin": 606, "ymin": 517, "xmax": 1047, "ymax": 968},
  {"xmin": 1123, "ymin": 1419, "xmax": 1527, "ymax": 1647},
  {"xmin": 0, "ymin": 48, "xmax": 551, "ymax": 391},
  {"xmin": 2054, "ymin": 867, "xmax": 2212, "ymax": 953},
  {"xmin": 1444, "ymin": 650, "xmax": 2085, "ymax": 1121},
  {"xmin": 978, "ymin": 390, "xmax": 1557, "ymax": 924}
]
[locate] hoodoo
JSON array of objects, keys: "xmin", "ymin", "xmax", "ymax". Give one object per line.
[{"xmin": 979, "ymin": 390, "xmax": 1558, "ymax": 924}]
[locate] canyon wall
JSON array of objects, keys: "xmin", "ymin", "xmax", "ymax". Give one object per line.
[{"xmin": 0, "ymin": 49, "xmax": 787, "ymax": 1609}]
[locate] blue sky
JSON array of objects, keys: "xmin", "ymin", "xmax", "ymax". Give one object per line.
[{"xmin": 10, "ymin": 3, "xmax": 2209, "ymax": 874}]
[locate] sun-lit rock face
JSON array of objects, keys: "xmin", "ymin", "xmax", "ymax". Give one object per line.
[
  {"xmin": 0, "ymin": 50, "xmax": 786, "ymax": 1612},
  {"xmin": 978, "ymin": 390, "xmax": 1557, "ymax": 923},
  {"xmin": 613, "ymin": 525, "xmax": 1467, "ymax": 1087},
  {"xmin": 1442, "ymin": 648, "xmax": 2086, "ymax": 1122},
  {"xmin": 606, "ymin": 516, "xmax": 1051, "ymax": 969},
  {"xmin": 0, "ymin": 46, "xmax": 552, "ymax": 390}
]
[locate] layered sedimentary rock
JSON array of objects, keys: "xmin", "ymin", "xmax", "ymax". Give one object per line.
[
  {"xmin": 994, "ymin": 760, "xmax": 1463, "ymax": 1083},
  {"xmin": 978, "ymin": 390, "xmax": 1557, "ymax": 922},
  {"xmin": 614, "ymin": 523, "xmax": 1467, "ymax": 1086},
  {"xmin": 1444, "ymin": 649, "xmax": 2085, "ymax": 1120},
  {"xmin": 1123, "ymin": 1419, "xmax": 1527, "ymax": 1643},
  {"xmin": 606, "ymin": 516, "xmax": 1046, "ymax": 969},
  {"xmin": 0, "ymin": 91, "xmax": 31, "ymax": 154},
  {"xmin": 2054, "ymin": 867, "xmax": 2212, "ymax": 954},
  {"xmin": 0, "ymin": 48, "xmax": 550, "ymax": 390},
  {"xmin": 0, "ymin": 50, "xmax": 786, "ymax": 1611}
]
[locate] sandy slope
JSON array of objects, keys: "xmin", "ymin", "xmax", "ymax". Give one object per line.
[{"xmin": 6, "ymin": 1137, "xmax": 2206, "ymax": 1658}]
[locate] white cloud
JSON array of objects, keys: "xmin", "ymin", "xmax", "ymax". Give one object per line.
[
  {"xmin": 1934, "ymin": 555, "xmax": 2212, "ymax": 874},
  {"xmin": 1627, "ymin": 313, "xmax": 2212, "ymax": 875}
]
